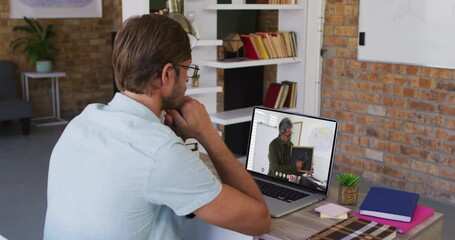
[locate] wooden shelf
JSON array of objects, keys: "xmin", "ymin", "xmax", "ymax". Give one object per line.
[
  {"xmin": 185, "ymin": 83, "xmax": 222, "ymax": 95},
  {"xmin": 196, "ymin": 40, "xmax": 223, "ymax": 47},
  {"xmin": 204, "ymin": 57, "xmax": 301, "ymax": 69},
  {"xmin": 206, "ymin": 4, "xmax": 303, "ymax": 10}
]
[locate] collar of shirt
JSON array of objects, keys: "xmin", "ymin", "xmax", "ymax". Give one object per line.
[
  {"xmin": 108, "ymin": 92, "xmax": 160, "ymax": 124},
  {"xmin": 278, "ymin": 137, "xmax": 291, "ymax": 147}
]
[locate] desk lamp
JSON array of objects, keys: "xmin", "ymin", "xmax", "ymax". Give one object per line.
[{"xmin": 166, "ymin": 0, "xmax": 198, "ymax": 48}]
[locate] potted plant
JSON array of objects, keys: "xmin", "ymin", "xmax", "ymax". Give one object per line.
[
  {"xmin": 10, "ymin": 17, "xmax": 58, "ymax": 73},
  {"xmin": 337, "ymin": 173, "xmax": 360, "ymax": 205},
  {"xmin": 191, "ymin": 73, "xmax": 200, "ymax": 87}
]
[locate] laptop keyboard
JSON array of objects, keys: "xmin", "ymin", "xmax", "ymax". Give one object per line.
[{"xmin": 255, "ymin": 179, "xmax": 309, "ymax": 203}]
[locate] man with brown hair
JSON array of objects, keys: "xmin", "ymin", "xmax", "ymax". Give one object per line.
[{"xmin": 44, "ymin": 14, "xmax": 270, "ymax": 239}]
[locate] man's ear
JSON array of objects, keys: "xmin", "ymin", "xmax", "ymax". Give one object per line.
[{"xmin": 161, "ymin": 63, "xmax": 174, "ymax": 87}]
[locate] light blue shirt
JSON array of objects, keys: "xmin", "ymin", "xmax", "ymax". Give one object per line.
[{"xmin": 44, "ymin": 93, "xmax": 222, "ymax": 240}]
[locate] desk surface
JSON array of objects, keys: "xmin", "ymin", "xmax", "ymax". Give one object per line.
[{"xmin": 199, "ymin": 154, "xmax": 444, "ymax": 240}]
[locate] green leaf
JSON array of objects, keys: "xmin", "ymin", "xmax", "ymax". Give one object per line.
[
  {"xmin": 337, "ymin": 173, "xmax": 360, "ymax": 187},
  {"xmin": 12, "ymin": 25, "xmax": 34, "ymax": 34},
  {"xmin": 23, "ymin": 17, "xmax": 39, "ymax": 35},
  {"xmin": 10, "ymin": 16, "xmax": 58, "ymax": 64}
]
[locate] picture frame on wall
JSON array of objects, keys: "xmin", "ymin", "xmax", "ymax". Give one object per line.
[{"xmin": 10, "ymin": 0, "xmax": 103, "ymax": 19}]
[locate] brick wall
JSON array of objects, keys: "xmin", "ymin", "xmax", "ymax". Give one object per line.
[
  {"xmin": 323, "ymin": 0, "xmax": 455, "ymax": 204},
  {"xmin": 0, "ymin": 0, "xmax": 122, "ymax": 118}
]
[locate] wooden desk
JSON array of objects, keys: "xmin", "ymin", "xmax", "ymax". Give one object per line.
[
  {"xmin": 268, "ymin": 187, "xmax": 443, "ymax": 240},
  {"xmin": 198, "ymin": 154, "xmax": 444, "ymax": 240}
]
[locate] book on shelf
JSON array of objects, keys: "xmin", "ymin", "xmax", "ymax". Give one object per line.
[
  {"xmin": 359, "ymin": 187, "xmax": 419, "ymax": 223},
  {"xmin": 270, "ymin": 32, "xmax": 287, "ymax": 58},
  {"xmin": 290, "ymin": 31, "xmax": 297, "ymax": 57},
  {"xmin": 240, "ymin": 31, "xmax": 297, "ymax": 60},
  {"xmin": 355, "ymin": 205, "xmax": 435, "ymax": 234},
  {"xmin": 273, "ymin": 84, "xmax": 285, "ymax": 108},
  {"xmin": 255, "ymin": 0, "xmax": 298, "ymax": 5},
  {"xmin": 276, "ymin": 84, "xmax": 289, "ymax": 108},
  {"xmin": 241, "ymin": 34, "xmax": 260, "ymax": 59},
  {"xmin": 256, "ymin": 32, "xmax": 278, "ymax": 59},
  {"xmin": 282, "ymin": 31, "xmax": 293, "ymax": 57},
  {"xmin": 282, "ymin": 81, "xmax": 297, "ymax": 108},
  {"xmin": 251, "ymin": 34, "xmax": 270, "ymax": 59},
  {"xmin": 264, "ymin": 82, "xmax": 293, "ymax": 109},
  {"xmin": 307, "ymin": 217, "xmax": 397, "ymax": 240},
  {"xmin": 264, "ymin": 82, "xmax": 283, "ymax": 108}
]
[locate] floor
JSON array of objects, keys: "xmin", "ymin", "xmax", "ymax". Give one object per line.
[{"xmin": 0, "ymin": 122, "xmax": 454, "ymax": 240}]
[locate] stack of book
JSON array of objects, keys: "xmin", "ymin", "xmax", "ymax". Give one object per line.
[
  {"xmin": 263, "ymin": 81, "xmax": 297, "ymax": 109},
  {"xmin": 241, "ymin": 31, "xmax": 297, "ymax": 60},
  {"xmin": 314, "ymin": 203, "xmax": 351, "ymax": 220},
  {"xmin": 356, "ymin": 187, "xmax": 434, "ymax": 234},
  {"xmin": 256, "ymin": 0, "xmax": 298, "ymax": 4}
]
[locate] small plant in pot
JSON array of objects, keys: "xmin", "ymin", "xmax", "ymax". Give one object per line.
[
  {"xmin": 337, "ymin": 173, "xmax": 360, "ymax": 205},
  {"xmin": 10, "ymin": 17, "xmax": 58, "ymax": 73}
]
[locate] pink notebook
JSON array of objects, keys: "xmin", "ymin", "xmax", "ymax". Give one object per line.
[
  {"xmin": 314, "ymin": 203, "xmax": 351, "ymax": 217},
  {"xmin": 354, "ymin": 205, "xmax": 435, "ymax": 234}
]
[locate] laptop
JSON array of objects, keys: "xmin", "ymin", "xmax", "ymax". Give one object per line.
[{"xmin": 245, "ymin": 107, "xmax": 338, "ymax": 217}]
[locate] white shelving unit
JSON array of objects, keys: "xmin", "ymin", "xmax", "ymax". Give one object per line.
[
  {"xmin": 210, "ymin": 107, "xmax": 254, "ymax": 125},
  {"xmin": 206, "ymin": 4, "xmax": 304, "ymax": 10},
  {"xmin": 186, "ymin": 83, "xmax": 222, "ymax": 95},
  {"xmin": 196, "ymin": 39, "xmax": 223, "ymax": 47},
  {"xmin": 205, "ymin": 57, "xmax": 301, "ymax": 69},
  {"xmin": 204, "ymin": 1, "xmax": 325, "ymax": 127}
]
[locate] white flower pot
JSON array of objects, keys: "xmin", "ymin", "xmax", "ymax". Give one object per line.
[{"xmin": 36, "ymin": 60, "xmax": 52, "ymax": 73}]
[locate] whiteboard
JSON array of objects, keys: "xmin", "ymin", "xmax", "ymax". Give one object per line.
[
  {"xmin": 252, "ymin": 123, "xmax": 277, "ymax": 175},
  {"xmin": 358, "ymin": 0, "xmax": 455, "ymax": 69}
]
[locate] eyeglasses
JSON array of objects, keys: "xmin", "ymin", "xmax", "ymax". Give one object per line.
[{"xmin": 175, "ymin": 64, "xmax": 199, "ymax": 79}]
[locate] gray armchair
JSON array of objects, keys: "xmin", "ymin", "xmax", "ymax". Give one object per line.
[{"xmin": 0, "ymin": 61, "xmax": 34, "ymax": 135}]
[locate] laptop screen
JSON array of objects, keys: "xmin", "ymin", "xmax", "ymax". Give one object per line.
[{"xmin": 246, "ymin": 107, "xmax": 338, "ymax": 194}]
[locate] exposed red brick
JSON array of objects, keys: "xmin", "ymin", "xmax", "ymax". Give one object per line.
[
  {"xmin": 382, "ymin": 96, "xmax": 407, "ymax": 108},
  {"xmin": 384, "ymin": 154, "xmax": 411, "ymax": 168},
  {"xmin": 334, "ymin": 5, "xmax": 358, "ymax": 16},
  {"xmin": 411, "ymin": 160, "xmax": 438, "ymax": 175},
  {"xmin": 422, "ymin": 68, "xmax": 452, "ymax": 79},
  {"xmin": 441, "ymin": 167, "xmax": 455, "ymax": 180},
  {"xmin": 409, "ymin": 100, "xmax": 437, "ymax": 113},
  {"xmin": 324, "ymin": 36, "xmax": 348, "ymax": 47},
  {"xmin": 401, "ymin": 145, "xmax": 429, "ymax": 159},
  {"xmin": 438, "ymin": 105, "xmax": 455, "ymax": 116}
]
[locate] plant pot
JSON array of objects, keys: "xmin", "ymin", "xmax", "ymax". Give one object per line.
[
  {"xmin": 36, "ymin": 60, "xmax": 52, "ymax": 73},
  {"xmin": 338, "ymin": 185, "xmax": 358, "ymax": 205}
]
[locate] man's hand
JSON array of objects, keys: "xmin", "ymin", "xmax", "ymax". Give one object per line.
[{"xmin": 164, "ymin": 97, "xmax": 216, "ymax": 142}]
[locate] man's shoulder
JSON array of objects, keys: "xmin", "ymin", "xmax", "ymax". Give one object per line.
[
  {"xmin": 270, "ymin": 137, "xmax": 281, "ymax": 145},
  {"xmin": 68, "ymin": 104, "xmax": 182, "ymax": 149}
]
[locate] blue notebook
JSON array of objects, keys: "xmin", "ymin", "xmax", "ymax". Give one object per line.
[{"xmin": 359, "ymin": 187, "xmax": 419, "ymax": 222}]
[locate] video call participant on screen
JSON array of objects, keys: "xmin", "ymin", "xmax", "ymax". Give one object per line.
[
  {"xmin": 268, "ymin": 117, "xmax": 303, "ymax": 177},
  {"xmin": 44, "ymin": 14, "xmax": 270, "ymax": 239}
]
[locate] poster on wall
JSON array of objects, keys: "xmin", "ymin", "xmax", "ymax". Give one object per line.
[{"xmin": 10, "ymin": 0, "xmax": 103, "ymax": 19}]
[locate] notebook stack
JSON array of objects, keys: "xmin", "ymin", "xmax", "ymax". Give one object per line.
[
  {"xmin": 356, "ymin": 187, "xmax": 435, "ymax": 233},
  {"xmin": 314, "ymin": 203, "xmax": 351, "ymax": 220}
]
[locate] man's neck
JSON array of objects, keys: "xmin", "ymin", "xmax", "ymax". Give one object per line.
[{"xmin": 122, "ymin": 91, "xmax": 162, "ymax": 117}]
